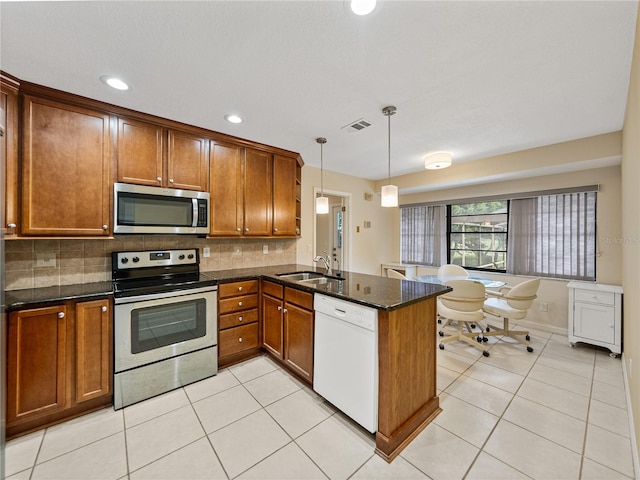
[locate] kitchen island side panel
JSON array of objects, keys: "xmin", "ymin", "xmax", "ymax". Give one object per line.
[{"xmin": 376, "ymin": 296, "xmax": 441, "ymax": 462}]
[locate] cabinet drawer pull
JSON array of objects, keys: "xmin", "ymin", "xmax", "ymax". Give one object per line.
[
  {"xmin": 58, "ymin": 312, "xmax": 65, "ymax": 319},
  {"xmin": 101, "ymin": 306, "xmax": 107, "ymax": 312},
  {"xmin": 238, "ymin": 337, "xmax": 243, "ymax": 343},
  {"xmin": 238, "ymin": 286, "xmax": 243, "ymax": 292},
  {"xmin": 238, "ymin": 316, "xmax": 243, "ymax": 322},
  {"xmin": 238, "ymin": 301, "xmax": 243, "ymax": 307},
  {"xmin": 7, "ymin": 223, "xmax": 16, "ymax": 229}
]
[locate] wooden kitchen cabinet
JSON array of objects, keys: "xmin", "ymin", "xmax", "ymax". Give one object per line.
[
  {"xmin": 117, "ymin": 116, "xmax": 209, "ymax": 191},
  {"xmin": 261, "ymin": 280, "xmax": 314, "ymax": 384},
  {"xmin": 209, "ymin": 143, "xmax": 273, "ymax": 237},
  {"xmin": 21, "ymin": 95, "xmax": 111, "ymax": 236},
  {"xmin": 218, "ymin": 280, "xmax": 261, "ymax": 366},
  {"xmin": 6, "ymin": 297, "xmax": 113, "ymax": 438},
  {"xmin": 272, "ymin": 155, "xmax": 298, "ymax": 236},
  {"xmin": 1, "ymin": 73, "xmax": 19, "ymax": 236}
]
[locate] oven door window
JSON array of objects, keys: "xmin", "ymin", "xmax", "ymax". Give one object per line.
[{"xmin": 131, "ymin": 298, "xmax": 206, "ymax": 353}]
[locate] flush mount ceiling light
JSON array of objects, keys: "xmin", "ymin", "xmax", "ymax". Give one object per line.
[
  {"xmin": 316, "ymin": 137, "xmax": 329, "ymax": 215},
  {"xmin": 350, "ymin": 0, "xmax": 376, "ymax": 15},
  {"xmin": 381, "ymin": 105, "xmax": 398, "ymax": 208},
  {"xmin": 424, "ymin": 151, "xmax": 453, "ymax": 169},
  {"xmin": 99, "ymin": 75, "xmax": 130, "ymax": 91},
  {"xmin": 224, "ymin": 114, "xmax": 243, "ymax": 124}
]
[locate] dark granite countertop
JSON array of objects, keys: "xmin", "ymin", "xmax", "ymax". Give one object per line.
[
  {"xmin": 4, "ymin": 282, "xmax": 113, "ymax": 311},
  {"xmin": 203, "ymin": 264, "xmax": 450, "ymax": 311},
  {"xmin": 4, "ymin": 265, "xmax": 450, "ymax": 312}
]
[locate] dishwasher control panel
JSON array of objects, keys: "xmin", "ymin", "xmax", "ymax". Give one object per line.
[{"xmin": 314, "ymin": 293, "xmax": 378, "ymax": 331}]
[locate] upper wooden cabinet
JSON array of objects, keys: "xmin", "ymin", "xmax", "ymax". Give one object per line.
[
  {"xmin": 21, "ymin": 95, "xmax": 111, "ymax": 236},
  {"xmin": 210, "ymin": 144, "xmax": 301, "ymax": 238},
  {"xmin": 210, "ymin": 143, "xmax": 273, "ymax": 237},
  {"xmin": 1, "ymin": 73, "xmax": 19, "ymax": 236},
  {"xmin": 117, "ymin": 117, "xmax": 209, "ymax": 191},
  {"xmin": 273, "ymin": 155, "xmax": 298, "ymax": 236}
]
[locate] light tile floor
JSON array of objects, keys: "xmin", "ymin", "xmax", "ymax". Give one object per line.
[{"xmin": 5, "ymin": 328, "xmax": 638, "ymax": 480}]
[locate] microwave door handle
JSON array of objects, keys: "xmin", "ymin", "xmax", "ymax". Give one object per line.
[{"xmin": 192, "ymin": 198, "xmax": 198, "ymax": 227}]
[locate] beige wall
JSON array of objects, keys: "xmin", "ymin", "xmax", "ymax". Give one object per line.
[
  {"xmin": 622, "ymin": 3, "xmax": 640, "ymax": 467},
  {"xmin": 298, "ymin": 166, "xmax": 395, "ymax": 275}
]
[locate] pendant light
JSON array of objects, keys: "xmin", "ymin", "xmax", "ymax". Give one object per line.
[
  {"xmin": 381, "ymin": 106, "xmax": 398, "ymax": 207},
  {"xmin": 316, "ymin": 137, "xmax": 329, "ymax": 215}
]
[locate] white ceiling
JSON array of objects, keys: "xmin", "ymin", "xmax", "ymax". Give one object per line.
[{"xmin": 1, "ymin": 1, "xmax": 637, "ymax": 187}]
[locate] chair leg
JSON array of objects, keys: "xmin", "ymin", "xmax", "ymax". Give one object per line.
[
  {"xmin": 439, "ymin": 319, "xmax": 490, "ymax": 356},
  {"xmin": 482, "ymin": 317, "xmax": 533, "ymax": 352}
]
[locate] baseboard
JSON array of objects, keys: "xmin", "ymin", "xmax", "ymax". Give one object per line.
[
  {"xmin": 513, "ymin": 318, "xmax": 569, "ymax": 337},
  {"xmin": 621, "ymin": 353, "xmax": 640, "ymax": 479}
]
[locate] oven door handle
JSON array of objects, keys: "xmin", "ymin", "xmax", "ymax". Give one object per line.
[{"xmin": 114, "ymin": 285, "xmax": 218, "ymax": 304}]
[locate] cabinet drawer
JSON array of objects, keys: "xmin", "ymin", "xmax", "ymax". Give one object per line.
[
  {"xmin": 219, "ymin": 323, "xmax": 259, "ymax": 358},
  {"xmin": 219, "ymin": 294, "xmax": 258, "ymax": 314},
  {"xmin": 574, "ymin": 289, "xmax": 615, "ymax": 306},
  {"xmin": 219, "ymin": 280, "xmax": 259, "ymax": 298},
  {"xmin": 262, "ymin": 280, "xmax": 283, "ymax": 299},
  {"xmin": 219, "ymin": 308, "xmax": 258, "ymax": 330},
  {"xmin": 285, "ymin": 287, "xmax": 313, "ymax": 310}
]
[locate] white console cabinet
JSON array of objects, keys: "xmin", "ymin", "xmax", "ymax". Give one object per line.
[{"xmin": 567, "ymin": 282, "xmax": 622, "ymax": 357}]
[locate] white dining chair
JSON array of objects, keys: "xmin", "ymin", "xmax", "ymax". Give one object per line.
[{"xmin": 386, "ymin": 268, "xmax": 408, "ymax": 280}]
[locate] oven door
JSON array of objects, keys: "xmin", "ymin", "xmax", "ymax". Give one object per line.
[{"xmin": 114, "ymin": 287, "xmax": 217, "ymax": 373}]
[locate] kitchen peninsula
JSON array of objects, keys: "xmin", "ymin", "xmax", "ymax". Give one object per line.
[{"xmin": 4, "ymin": 264, "xmax": 450, "ymax": 462}]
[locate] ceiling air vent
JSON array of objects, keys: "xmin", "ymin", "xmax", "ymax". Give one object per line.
[{"xmin": 341, "ymin": 118, "xmax": 373, "ymax": 133}]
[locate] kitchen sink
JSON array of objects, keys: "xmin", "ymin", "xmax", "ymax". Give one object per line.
[
  {"xmin": 277, "ymin": 271, "xmax": 324, "ymax": 281},
  {"xmin": 298, "ymin": 276, "xmax": 343, "ymax": 286}
]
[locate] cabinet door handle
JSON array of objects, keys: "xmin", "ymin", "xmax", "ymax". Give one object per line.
[
  {"xmin": 238, "ymin": 337, "xmax": 243, "ymax": 343},
  {"xmin": 102, "ymin": 225, "xmax": 108, "ymax": 230},
  {"xmin": 283, "ymin": 308, "xmax": 288, "ymax": 314},
  {"xmin": 7, "ymin": 223, "xmax": 16, "ymax": 229},
  {"xmin": 237, "ymin": 228, "xmax": 242, "ymax": 232},
  {"xmin": 156, "ymin": 177, "xmax": 162, "ymax": 182},
  {"xmin": 273, "ymin": 228, "xmax": 278, "ymax": 232},
  {"xmin": 101, "ymin": 306, "xmax": 107, "ymax": 312},
  {"xmin": 245, "ymin": 228, "xmax": 249, "ymax": 232},
  {"xmin": 58, "ymin": 312, "xmax": 65, "ymax": 319},
  {"xmin": 277, "ymin": 306, "xmax": 282, "ymax": 311},
  {"xmin": 169, "ymin": 178, "xmax": 174, "ymax": 184}
]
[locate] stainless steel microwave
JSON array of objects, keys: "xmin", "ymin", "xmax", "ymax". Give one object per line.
[{"xmin": 113, "ymin": 183, "xmax": 210, "ymax": 235}]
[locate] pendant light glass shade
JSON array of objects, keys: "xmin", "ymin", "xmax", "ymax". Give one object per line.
[
  {"xmin": 381, "ymin": 184, "xmax": 398, "ymax": 207},
  {"xmin": 381, "ymin": 106, "xmax": 398, "ymax": 208},
  {"xmin": 316, "ymin": 195, "xmax": 329, "ymax": 214},
  {"xmin": 316, "ymin": 137, "xmax": 329, "ymax": 215}
]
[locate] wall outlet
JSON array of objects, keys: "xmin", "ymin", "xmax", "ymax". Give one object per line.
[
  {"xmin": 203, "ymin": 247, "xmax": 210, "ymax": 258},
  {"xmin": 262, "ymin": 245, "xmax": 268, "ymax": 254},
  {"xmin": 539, "ymin": 302, "xmax": 548, "ymax": 312}
]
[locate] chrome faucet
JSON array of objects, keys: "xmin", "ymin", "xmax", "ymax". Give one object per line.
[{"xmin": 313, "ymin": 252, "xmax": 332, "ymax": 275}]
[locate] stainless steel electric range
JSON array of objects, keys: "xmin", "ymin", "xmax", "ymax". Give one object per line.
[{"xmin": 112, "ymin": 248, "xmax": 218, "ymax": 409}]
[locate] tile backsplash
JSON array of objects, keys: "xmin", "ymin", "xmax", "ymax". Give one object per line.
[{"xmin": 4, "ymin": 236, "xmax": 297, "ymax": 291}]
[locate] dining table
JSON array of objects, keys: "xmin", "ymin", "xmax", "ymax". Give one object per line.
[{"xmin": 414, "ymin": 274, "xmax": 507, "ymax": 289}]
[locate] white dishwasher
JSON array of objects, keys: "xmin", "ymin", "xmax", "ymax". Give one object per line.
[{"xmin": 313, "ymin": 293, "xmax": 378, "ymax": 433}]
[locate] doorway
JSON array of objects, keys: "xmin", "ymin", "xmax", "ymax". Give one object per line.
[{"xmin": 314, "ymin": 189, "xmax": 350, "ymax": 274}]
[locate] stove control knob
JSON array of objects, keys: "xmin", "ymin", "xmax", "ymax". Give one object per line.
[
  {"xmin": 121, "ymin": 257, "xmax": 129, "ymax": 264},
  {"xmin": 188, "ymin": 254, "xmax": 194, "ymax": 259},
  {"xmin": 132, "ymin": 257, "xmax": 140, "ymax": 263},
  {"xmin": 179, "ymin": 254, "xmax": 185, "ymax": 260}
]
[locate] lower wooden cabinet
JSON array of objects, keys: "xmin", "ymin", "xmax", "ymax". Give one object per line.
[
  {"xmin": 261, "ymin": 280, "xmax": 314, "ymax": 384},
  {"xmin": 218, "ymin": 280, "xmax": 261, "ymax": 367},
  {"xmin": 6, "ymin": 297, "xmax": 113, "ymax": 438}
]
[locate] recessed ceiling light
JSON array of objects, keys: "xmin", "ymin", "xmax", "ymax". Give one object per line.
[
  {"xmin": 100, "ymin": 75, "xmax": 130, "ymax": 91},
  {"xmin": 351, "ymin": 0, "xmax": 376, "ymax": 16},
  {"xmin": 225, "ymin": 114, "xmax": 243, "ymax": 124}
]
